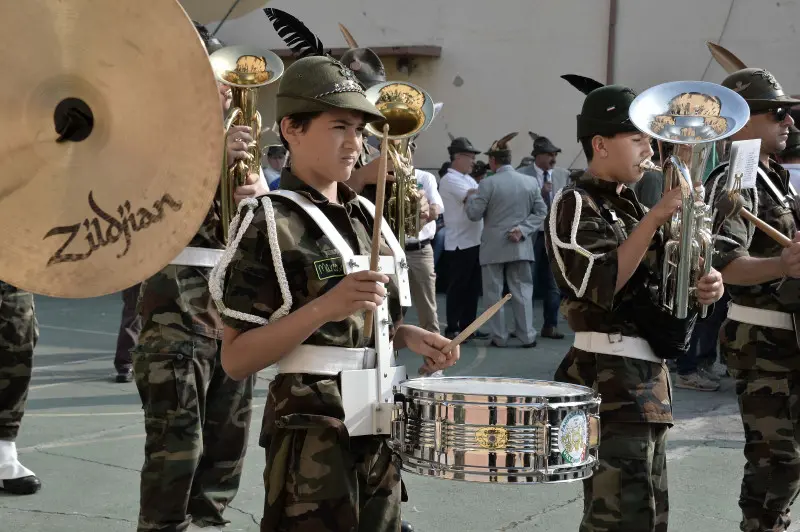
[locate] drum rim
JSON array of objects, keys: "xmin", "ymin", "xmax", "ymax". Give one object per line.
[{"xmin": 396, "ymin": 376, "xmax": 598, "ymax": 404}]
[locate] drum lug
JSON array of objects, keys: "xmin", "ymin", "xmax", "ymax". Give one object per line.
[{"xmin": 548, "ymin": 423, "xmax": 559, "ymax": 456}]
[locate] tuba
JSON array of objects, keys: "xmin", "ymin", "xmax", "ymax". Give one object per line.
[
  {"xmin": 364, "ymin": 81, "xmax": 435, "ymax": 247},
  {"xmin": 629, "ymin": 81, "xmax": 749, "ymax": 319},
  {"xmin": 209, "ymin": 45, "xmax": 284, "ymax": 242}
]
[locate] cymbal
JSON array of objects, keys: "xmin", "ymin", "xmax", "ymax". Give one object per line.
[
  {"xmin": 0, "ymin": 0, "xmax": 224, "ymax": 298},
  {"xmin": 180, "ymin": 0, "xmax": 271, "ymax": 26}
]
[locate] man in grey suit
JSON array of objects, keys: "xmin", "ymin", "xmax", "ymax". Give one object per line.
[
  {"xmin": 466, "ymin": 133, "xmax": 547, "ymax": 347},
  {"xmin": 519, "ymin": 134, "xmax": 569, "ymax": 339}
]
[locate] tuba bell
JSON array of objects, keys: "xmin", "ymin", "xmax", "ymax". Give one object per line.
[
  {"xmin": 209, "ymin": 45, "xmax": 284, "ymax": 242},
  {"xmin": 364, "ymin": 81, "xmax": 435, "ymax": 247},
  {"xmin": 629, "ymin": 80, "xmax": 750, "ymax": 319}
]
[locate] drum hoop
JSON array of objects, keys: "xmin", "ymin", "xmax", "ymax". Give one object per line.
[{"xmin": 396, "ymin": 377, "xmax": 598, "ymax": 406}]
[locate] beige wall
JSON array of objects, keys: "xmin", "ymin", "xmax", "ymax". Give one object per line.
[{"xmin": 212, "ymin": 0, "xmax": 800, "ymax": 170}]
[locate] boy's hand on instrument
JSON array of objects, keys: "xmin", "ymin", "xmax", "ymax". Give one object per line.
[
  {"xmin": 398, "ymin": 326, "xmax": 460, "ymax": 374},
  {"xmin": 234, "ymin": 172, "xmax": 269, "ymax": 203},
  {"xmin": 696, "ymin": 266, "xmax": 724, "ymax": 305},
  {"xmin": 646, "ymin": 186, "xmax": 682, "ymax": 227},
  {"xmin": 226, "ymin": 125, "xmax": 254, "ymax": 167},
  {"xmin": 318, "ymin": 270, "xmax": 390, "ymax": 322}
]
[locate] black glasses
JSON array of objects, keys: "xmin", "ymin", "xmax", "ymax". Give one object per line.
[{"xmin": 755, "ymin": 107, "xmax": 789, "ymax": 122}]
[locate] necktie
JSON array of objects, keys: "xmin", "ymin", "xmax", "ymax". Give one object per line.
[{"xmin": 543, "ymin": 170, "xmax": 552, "ymax": 208}]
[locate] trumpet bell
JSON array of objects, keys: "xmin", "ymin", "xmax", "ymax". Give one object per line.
[
  {"xmin": 629, "ymin": 80, "xmax": 750, "ymax": 144},
  {"xmin": 364, "ymin": 81, "xmax": 435, "ymax": 139},
  {"xmin": 209, "ymin": 45, "xmax": 284, "ymax": 89}
]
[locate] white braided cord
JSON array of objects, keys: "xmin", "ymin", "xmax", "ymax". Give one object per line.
[
  {"xmin": 208, "ymin": 196, "xmax": 293, "ymax": 326},
  {"xmin": 548, "ymin": 189, "xmax": 602, "ymax": 298}
]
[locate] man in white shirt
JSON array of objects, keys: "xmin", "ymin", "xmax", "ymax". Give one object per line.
[
  {"xmin": 263, "ymin": 144, "xmax": 287, "ymax": 190},
  {"xmin": 519, "ymin": 135, "xmax": 568, "ymax": 339},
  {"xmin": 404, "ymin": 142, "xmax": 444, "ymax": 334},
  {"xmin": 438, "ymin": 137, "xmax": 487, "ymax": 340}
]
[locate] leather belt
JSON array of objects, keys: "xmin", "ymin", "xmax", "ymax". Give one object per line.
[
  {"xmin": 404, "ymin": 239, "xmax": 431, "ymax": 251},
  {"xmin": 170, "ymin": 247, "xmax": 224, "ymax": 268},
  {"xmin": 573, "ymin": 332, "xmax": 662, "ymax": 363},
  {"xmin": 728, "ymin": 303, "xmax": 794, "ymax": 331},
  {"xmin": 276, "ymin": 345, "xmax": 397, "ymax": 376}
]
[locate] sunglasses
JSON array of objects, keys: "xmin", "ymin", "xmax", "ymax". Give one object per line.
[{"xmin": 755, "ymin": 107, "xmax": 789, "ymax": 122}]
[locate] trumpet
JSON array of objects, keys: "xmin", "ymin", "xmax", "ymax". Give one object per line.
[
  {"xmin": 364, "ymin": 81, "xmax": 435, "ymax": 247},
  {"xmin": 209, "ymin": 46, "xmax": 284, "ymax": 242},
  {"xmin": 629, "ymin": 80, "xmax": 750, "ymax": 319}
]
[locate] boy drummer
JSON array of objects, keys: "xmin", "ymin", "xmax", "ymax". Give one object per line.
[
  {"xmin": 210, "ymin": 55, "xmax": 459, "ymax": 531},
  {"xmin": 545, "ymin": 82, "xmax": 726, "ymax": 531}
]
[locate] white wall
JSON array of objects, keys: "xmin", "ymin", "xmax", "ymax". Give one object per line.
[{"xmin": 210, "ymin": 0, "xmax": 800, "ymax": 170}]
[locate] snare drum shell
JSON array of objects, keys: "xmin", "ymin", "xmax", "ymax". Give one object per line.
[{"xmin": 391, "ymin": 376, "xmax": 601, "ymax": 484}]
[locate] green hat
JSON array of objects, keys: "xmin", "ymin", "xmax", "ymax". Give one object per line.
[
  {"xmin": 576, "ymin": 85, "xmax": 639, "ymax": 139},
  {"xmin": 722, "ymin": 68, "xmax": 800, "ymax": 112},
  {"xmin": 448, "ymin": 136, "xmax": 481, "ymax": 155},
  {"xmin": 275, "ymin": 55, "xmax": 384, "ymax": 123}
]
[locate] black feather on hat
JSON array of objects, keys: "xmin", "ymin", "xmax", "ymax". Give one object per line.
[
  {"xmin": 561, "ymin": 74, "xmax": 605, "ymax": 95},
  {"xmin": 263, "ymin": 9, "xmax": 326, "ymax": 58}
]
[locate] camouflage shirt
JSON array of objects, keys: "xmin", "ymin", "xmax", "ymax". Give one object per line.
[
  {"xmin": 220, "ymin": 170, "xmax": 402, "ymax": 437},
  {"xmin": 137, "ymin": 193, "xmax": 225, "ymax": 342},
  {"xmin": 709, "ymin": 160, "xmax": 800, "ymax": 370},
  {"xmin": 545, "ymin": 173, "xmax": 672, "ymax": 424}
]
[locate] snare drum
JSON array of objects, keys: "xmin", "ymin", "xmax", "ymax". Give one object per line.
[{"xmin": 391, "ymin": 376, "xmax": 600, "ymax": 484}]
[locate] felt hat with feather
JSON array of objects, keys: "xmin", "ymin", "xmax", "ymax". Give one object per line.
[
  {"xmin": 448, "ymin": 137, "xmax": 481, "ymax": 155},
  {"xmin": 562, "ymin": 74, "xmax": 639, "ymax": 139},
  {"xmin": 485, "ymin": 132, "xmax": 518, "ymax": 157},
  {"xmin": 338, "ymin": 24, "xmax": 386, "ymax": 89},
  {"xmin": 193, "ymin": 21, "xmax": 225, "ymax": 55},
  {"xmin": 529, "ymin": 132, "xmax": 561, "ymax": 156},
  {"xmin": 707, "ymin": 42, "xmax": 800, "ymax": 112},
  {"xmin": 263, "ymin": 9, "xmax": 383, "ymax": 123}
]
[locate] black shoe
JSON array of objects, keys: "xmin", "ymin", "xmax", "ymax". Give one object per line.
[
  {"xmin": 540, "ymin": 327, "xmax": 565, "ymax": 340},
  {"xmin": 115, "ymin": 368, "xmax": 133, "ymax": 383},
  {"xmin": 444, "ymin": 330, "xmax": 461, "ymax": 340},
  {"xmin": 401, "ymin": 520, "xmax": 415, "ymax": 532},
  {"xmin": 0, "ymin": 475, "xmax": 41, "ymax": 495},
  {"xmin": 489, "ymin": 340, "xmax": 507, "ymax": 348},
  {"xmin": 517, "ymin": 341, "xmax": 537, "ymax": 348},
  {"xmin": 469, "ymin": 331, "xmax": 489, "ymax": 340}
]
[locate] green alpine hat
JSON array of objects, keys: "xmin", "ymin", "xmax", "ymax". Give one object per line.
[
  {"xmin": 577, "ymin": 85, "xmax": 639, "ymax": 139},
  {"xmin": 721, "ymin": 68, "xmax": 800, "ymax": 112},
  {"xmin": 275, "ymin": 55, "xmax": 384, "ymax": 124}
]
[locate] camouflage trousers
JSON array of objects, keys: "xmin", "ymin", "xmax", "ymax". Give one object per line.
[
  {"xmin": 260, "ymin": 376, "xmax": 403, "ymax": 531},
  {"xmin": 0, "ymin": 281, "xmax": 38, "ymax": 442},
  {"xmin": 132, "ymin": 327, "xmax": 255, "ymax": 532},
  {"xmin": 731, "ymin": 369, "xmax": 800, "ymax": 532},
  {"xmin": 580, "ymin": 422, "xmax": 669, "ymax": 532}
]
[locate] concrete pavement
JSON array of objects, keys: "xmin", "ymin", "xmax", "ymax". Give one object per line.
[{"xmin": 0, "ymin": 293, "xmax": 794, "ymax": 531}]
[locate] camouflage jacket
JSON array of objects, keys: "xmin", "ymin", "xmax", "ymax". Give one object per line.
[
  {"xmin": 137, "ymin": 193, "xmax": 225, "ymax": 343},
  {"xmin": 708, "ymin": 160, "xmax": 800, "ymax": 370},
  {"xmin": 545, "ymin": 173, "xmax": 672, "ymax": 424},
  {"xmin": 220, "ymin": 170, "xmax": 402, "ymax": 438}
]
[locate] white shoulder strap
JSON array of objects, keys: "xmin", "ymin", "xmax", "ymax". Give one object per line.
[
  {"xmin": 355, "ymin": 196, "xmax": 412, "ymax": 306},
  {"xmin": 269, "ymin": 190, "xmax": 357, "ymax": 266}
]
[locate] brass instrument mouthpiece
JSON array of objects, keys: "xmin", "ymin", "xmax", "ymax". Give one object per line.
[{"xmin": 639, "ymin": 159, "xmax": 662, "ymax": 172}]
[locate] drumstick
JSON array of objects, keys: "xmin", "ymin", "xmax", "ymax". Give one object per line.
[
  {"xmin": 418, "ymin": 294, "xmax": 512, "ymax": 376},
  {"xmin": 363, "ymin": 123, "xmax": 390, "ymax": 340},
  {"xmin": 718, "ymin": 192, "xmax": 793, "ymax": 248}
]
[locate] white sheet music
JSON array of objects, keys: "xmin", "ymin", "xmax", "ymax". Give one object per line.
[{"xmin": 725, "ymin": 139, "xmax": 761, "ymax": 191}]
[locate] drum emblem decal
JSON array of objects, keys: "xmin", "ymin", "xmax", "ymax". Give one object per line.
[
  {"xmin": 559, "ymin": 411, "xmax": 588, "ymax": 464},
  {"xmin": 475, "ymin": 427, "xmax": 509, "ymax": 450}
]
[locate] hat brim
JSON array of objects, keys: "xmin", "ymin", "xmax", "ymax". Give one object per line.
[
  {"xmin": 277, "ymin": 93, "xmax": 384, "ymax": 124},
  {"xmin": 450, "ymin": 147, "xmax": 481, "ymax": 155},
  {"xmin": 748, "ymin": 95, "xmax": 800, "ymax": 112},
  {"xmin": 485, "ymin": 149, "xmax": 511, "ymax": 157}
]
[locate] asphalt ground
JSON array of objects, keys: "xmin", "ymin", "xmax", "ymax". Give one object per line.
[{"xmin": 1, "ymin": 293, "xmax": 793, "ymax": 531}]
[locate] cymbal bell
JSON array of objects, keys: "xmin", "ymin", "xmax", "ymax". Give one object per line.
[
  {"xmin": 180, "ymin": 0, "xmax": 272, "ymax": 26},
  {"xmin": 0, "ymin": 0, "xmax": 224, "ymax": 298}
]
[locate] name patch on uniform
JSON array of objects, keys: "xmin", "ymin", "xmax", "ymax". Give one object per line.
[{"xmin": 314, "ymin": 257, "xmax": 345, "ymax": 280}]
